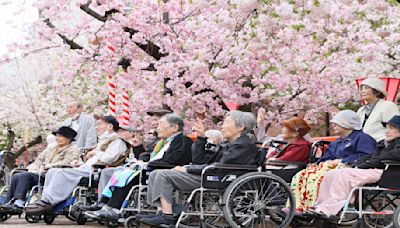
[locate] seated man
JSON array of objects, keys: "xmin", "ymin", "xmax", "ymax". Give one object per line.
[
  {"xmin": 25, "ymin": 115, "xmax": 130, "ymax": 214},
  {"xmin": 85, "ymin": 114, "xmax": 193, "ymax": 220},
  {"xmin": 0, "ymin": 127, "xmax": 80, "ymax": 213},
  {"xmin": 308, "ymin": 115, "xmax": 400, "ymax": 217},
  {"xmin": 140, "ymin": 110, "xmax": 260, "ymax": 226}
]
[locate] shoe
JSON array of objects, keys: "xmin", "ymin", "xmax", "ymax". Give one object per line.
[
  {"xmin": 80, "ymin": 203, "xmax": 104, "ymax": 212},
  {"xmin": 84, "ymin": 210, "xmax": 99, "ymax": 219},
  {"xmin": 140, "ymin": 214, "xmax": 176, "ymax": 226},
  {"xmin": 95, "ymin": 209, "xmax": 120, "ymax": 221},
  {"xmin": 0, "ymin": 204, "xmax": 23, "ymax": 215},
  {"xmin": 135, "ymin": 212, "xmax": 159, "ymax": 220},
  {"xmin": 25, "ymin": 200, "xmax": 52, "ymax": 215}
]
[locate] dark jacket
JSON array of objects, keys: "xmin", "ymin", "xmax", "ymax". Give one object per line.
[
  {"xmin": 187, "ymin": 134, "xmax": 259, "ymax": 174},
  {"xmin": 148, "ymin": 133, "xmax": 193, "ymax": 166},
  {"xmin": 353, "ymin": 138, "xmax": 400, "ymax": 169},
  {"xmin": 317, "ymin": 130, "xmax": 376, "ymax": 165}
]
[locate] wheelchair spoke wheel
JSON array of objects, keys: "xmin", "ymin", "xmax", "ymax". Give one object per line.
[
  {"xmin": 361, "ymin": 197, "xmax": 394, "ymax": 228},
  {"xmin": 223, "ymin": 172, "xmax": 295, "ymax": 228},
  {"xmin": 393, "ymin": 206, "xmax": 400, "ymax": 228}
]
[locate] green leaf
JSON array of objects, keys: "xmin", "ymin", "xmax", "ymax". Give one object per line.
[{"xmin": 291, "ymin": 24, "xmax": 305, "ymax": 31}]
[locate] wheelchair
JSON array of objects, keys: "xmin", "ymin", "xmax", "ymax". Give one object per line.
[
  {"xmin": 88, "ymin": 161, "xmax": 177, "ymax": 228},
  {"xmin": 335, "ymin": 161, "xmax": 400, "ymax": 228},
  {"xmin": 173, "ymin": 139, "xmax": 315, "ymax": 228},
  {"xmin": 0, "ymin": 167, "xmax": 47, "ymax": 223},
  {"xmin": 21, "ymin": 164, "xmax": 107, "ymax": 225}
]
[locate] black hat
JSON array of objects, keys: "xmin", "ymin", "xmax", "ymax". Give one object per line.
[
  {"xmin": 101, "ymin": 115, "xmax": 120, "ymax": 131},
  {"xmin": 52, "ymin": 126, "xmax": 77, "ymax": 141},
  {"xmin": 146, "ymin": 108, "xmax": 172, "ymax": 117},
  {"xmin": 382, "ymin": 115, "xmax": 400, "ymax": 129}
]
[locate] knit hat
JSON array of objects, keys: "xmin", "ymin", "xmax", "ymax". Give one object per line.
[
  {"xmin": 360, "ymin": 78, "xmax": 387, "ymax": 97},
  {"xmin": 281, "ymin": 117, "xmax": 311, "ymax": 136},
  {"xmin": 330, "ymin": 110, "xmax": 362, "ymax": 130}
]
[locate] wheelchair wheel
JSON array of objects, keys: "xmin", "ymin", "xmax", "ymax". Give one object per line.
[
  {"xmin": 0, "ymin": 213, "xmax": 11, "ymax": 222},
  {"xmin": 25, "ymin": 213, "xmax": 41, "ymax": 223},
  {"xmin": 223, "ymin": 172, "xmax": 295, "ymax": 228},
  {"xmin": 76, "ymin": 211, "xmax": 87, "ymax": 225},
  {"xmin": 178, "ymin": 191, "xmax": 228, "ymax": 228},
  {"xmin": 124, "ymin": 215, "xmax": 135, "ymax": 228},
  {"xmin": 361, "ymin": 199, "xmax": 394, "ymax": 228},
  {"xmin": 43, "ymin": 213, "xmax": 56, "ymax": 225}
]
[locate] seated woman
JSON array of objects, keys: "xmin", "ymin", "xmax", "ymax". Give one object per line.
[
  {"xmin": 84, "ymin": 114, "xmax": 193, "ymax": 220},
  {"xmin": 0, "ymin": 127, "xmax": 80, "ymax": 213},
  {"xmin": 357, "ymin": 77, "xmax": 399, "ymax": 142},
  {"xmin": 267, "ymin": 117, "xmax": 311, "ymax": 163},
  {"xmin": 139, "ymin": 110, "xmax": 260, "ymax": 226},
  {"xmin": 309, "ymin": 115, "xmax": 400, "ymax": 217},
  {"xmin": 290, "ymin": 110, "xmax": 376, "ymax": 213}
]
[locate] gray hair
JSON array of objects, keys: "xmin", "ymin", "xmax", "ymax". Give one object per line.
[
  {"xmin": 226, "ymin": 110, "xmax": 256, "ymax": 134},
  {"xmin": 164, "ymin": 113, "xmax": 184, "ymax": 131},
  {"xmin": 68, "ymin": 101, "xmax": 83, "ymax": 109},
  {"xmin": 205, "ymin": 129, "xmax": 223, "ymax": 141}
]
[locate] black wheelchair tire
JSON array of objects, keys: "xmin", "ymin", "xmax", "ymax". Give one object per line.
[
  {"xmin": 222, "ymin": 172, "xmax": 295, "ymax": 228},
  {"xmin": 43, "ymin": 214, "xmax": 56, "ymax": 225},
  {"xmin": 25, "ymin": 213, "xmax": 41, "ymax": 223}
]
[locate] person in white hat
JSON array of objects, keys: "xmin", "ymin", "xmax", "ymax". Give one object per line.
[{"xmin": 357, "ymin": 77, "xmax": 399, "ymax": 142}]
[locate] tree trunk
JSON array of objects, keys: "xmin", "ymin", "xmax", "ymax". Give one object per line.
[{"xmin": 3, "ymin": 135, "xmax": 42, "ymax": 170}]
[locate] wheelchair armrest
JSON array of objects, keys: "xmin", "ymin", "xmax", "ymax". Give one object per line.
[
  {"xmin": 13, "ymin": 168, "xmax": 28, "ymax": 172},
  {"xmin": 265, "ymin": 160, "xmax": 306, "ymax": 167},
  {"xmin": 147, "ymin": 161, "xmax": 175, "ymax": 169},
  {"xmin": 382, "ymin": 160, "xmax": 400, "ymax": 166},
  {"xmin": 92, "ymin": 163, "xmax": 107, "ymax": 169},
  {"xmin": 206, "ymin": 163, "xmax": 258, "ymax": 171},
  {"xmin": 50, "ymin": 165, "xmax": 72, "ymax": 169}
]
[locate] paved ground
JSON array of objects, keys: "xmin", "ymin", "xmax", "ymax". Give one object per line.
[{"xmin": 1, "ymin": 216, "xmax": 104, "ymax": 228}]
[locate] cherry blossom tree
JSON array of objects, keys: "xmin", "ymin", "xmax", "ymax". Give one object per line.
[{"xmin": 1, "ymin": 0, "xmax": 400, "ymax": 134}]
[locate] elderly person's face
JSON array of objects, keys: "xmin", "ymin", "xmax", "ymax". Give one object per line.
[
  {"xmin": 221, "ymin": 116, "xmax": 244, "ymax": 141},
  {"xmin": 282, "ymin": 126, "xmax": 298, "ymax": 141},
  {"xmin": 332, "ymin": 123, "xmax": 351, "ymax": 136},
  {"xmin": 66, "ymin": 102, "xmax": 81, "ymax": 117},
  {"xmin": 360, "ymin": 85, "xmax": 376, "ymax": 101},
  {"xmin": 55, "ymin": 134, "xmax": 71, "ymax": 147},
  {"xmin": 385, "ymin": 124, "xmax": 400, "ymax": 142},
  {"xmin": 95, "ymin": 119, "xmax": 111, "ymax": 135},
  {"xmin": 157, "ymin": 117, "xmax": 179, "ymax": 139}
]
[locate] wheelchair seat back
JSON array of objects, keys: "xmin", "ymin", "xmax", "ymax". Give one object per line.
[
  {"xmin": 309, "ymin": 140, "xmax": 332, "ymax": 163},
  {"xmin": 378, "ymin": 165, "xmax": 400, "ymax": 189}
]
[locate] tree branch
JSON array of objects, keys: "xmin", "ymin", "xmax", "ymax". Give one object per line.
[
  {"xmin": 79, "ymin": 1, "xmax": 107, "ymax": 22},
  {"xmin": 44, "ymin": 19, "xmax": 84, "ymax": 50}
]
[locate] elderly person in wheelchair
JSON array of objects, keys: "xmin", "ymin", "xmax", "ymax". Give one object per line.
[
  {"xmin": 306, "ymin": 115, "xmax": 400, "ymax": 218},
  {"xmin": 0, "ymin": 127, "xmax": 80, "ymax": 214},
  {"xmin": 267, "ymin": 117, "xmax": 312, "ymax": 163},
  {"xmin": 84, "ymin": 114, "xmax": 193, "ymax": 221},
  {"xmin": 25, "ymin": 115, "xmax": 130, "ymax": 214},
  {"xmin": 290, "ymin": 110, "xmax": 376, "ymax": 213},
  {"xmin": 138, "ymin": 110, "xmax": 260, "ymax": 226}
]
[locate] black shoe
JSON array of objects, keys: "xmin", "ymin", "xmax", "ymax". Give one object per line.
[
  {"xmin": 95, "ymin": 209, "xmax": 120, "ymax": 221},
  {"xmin": 0, "ymin": 204, "xmax": 23, "ymax": 215},
  {"xmin": 140, "ymin": 214, "xmax": 176, "ymax": 226},
  {"xmin": 80, "ymin": 203, "xmax": 104, "ymax": 212},
  {"xmin": 135, "ymin": 213, "xmax": 158, "ymax": 220}
]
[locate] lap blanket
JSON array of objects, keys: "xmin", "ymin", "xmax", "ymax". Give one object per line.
[
  {"xmin": 101, "ymin": 165, "xmax": 142, "ymax": 198},
  {"xmin": 290, "ymin": 162, "xmax": 337, "ymax": 211}
]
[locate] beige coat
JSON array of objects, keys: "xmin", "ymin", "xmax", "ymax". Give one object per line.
[
  {"xmin": 27, "ymin": 143, "xmax": 80, "ymax": 173},
  {"xmin": 358, "ymin": 99, "xmax": 399, "ymax": 142}
]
